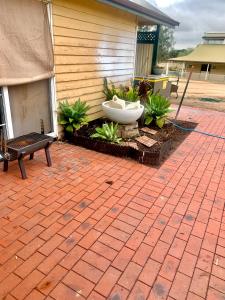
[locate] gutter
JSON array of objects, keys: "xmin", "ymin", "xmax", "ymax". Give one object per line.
[{"xmin": 97, "ymin": 0, "xmax": 179, "ymax": 27}]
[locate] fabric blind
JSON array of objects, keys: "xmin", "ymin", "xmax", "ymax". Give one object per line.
[{"xmin": 0, "ymin": 0, "xmax": 54, "ymax": 86}]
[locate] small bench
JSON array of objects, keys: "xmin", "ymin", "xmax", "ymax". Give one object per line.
[{"xmin": 3, "ymin": 132, "xmax": 54, "ymax": 179}]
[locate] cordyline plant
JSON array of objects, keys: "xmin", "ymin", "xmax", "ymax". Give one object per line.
[
  {"xmin": 103, "ymin": 78, "xmax": 139, "ymax": 102},
  {"xmin": 58, "ymin": 99, "xmax": 89, "ymax": 133},
  {"xmin": 145, "ymin": 93, "xmax": 172, "ymax": 128}
]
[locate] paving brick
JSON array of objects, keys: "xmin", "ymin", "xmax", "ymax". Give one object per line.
[
  {"xmin": 63, "ymin": 270, "xmax": 94, "ymax": 298},
  {"xmin": 144, "ymin": 227, "xmax": 162, "ymax": 246},
  {"xmin": 37, "ymin": 265, "xmax": 68, "ymax": 295},
  {"xmin": 212, "ymin": 265, "xmax": 225, "ymax": 281},
  {"xmin": 87, "ymin": 291, "xmax": 105, "ymax": 300},
  {"xmin": 17, "ymin": 237, "xmax": 45, "ymax": 260},
  {"xmin": 0, "ymin": 273, "xmax": 21, "ymax": 299},
  {"xmin": 19, "ymin": 225, "xmax": 45, "ymax": 244},
  {"xmin": 106, "ymin": 225, "xmax": 130, "ymax": 242},
  {"xmin": 148, "ymin": 276, "xmax": 171, "ymax": 300},
  {"xmin": 128, "ymin": 281, "xmax": 150, "ymax": 300},
  {"xmin": 25, "ymin": 289, "xmax": 46, "ymax": 300},
  {"xmin": 169, "ymin": 272, "xmax": 191, "ymax": 300},
  {"xmin": 151, "ymin": 240, "xmax": 170, "ymax": 263},
  {"xmin": 58, "ymin": 231, "xmax": 82, "ymax": 253},
  {"xmin": 11, "ymin": 270, "xmax": 44, "ymax": 300},
  {"xmin": 82, "ymin": 250, "xmax": 110, "ymax": 272},
  {"xmin": 207, "ymin": 287, "xmax": 225, "ymax": 300},
  {"xmin": 139, "ymin": 259, "xmax": 161, "ymax": 286},
  {"xmin": 160, "ymin": 225, "xmax": 177, "ymax": 244},
  {"xmin": 196, "ymin": 249, "xmax": 214, "ymax": 272},
  {"xmin": 73, "ymin": 260, "xmax": 103, "ymax": 283},
  {"xmin": 98, "ymin": 233, "xmax": 124, "ymax": 251},
  {"xmin": 118, "ymin": 262, "xmax": 142, "ymax": 290},
  {"xmin": 0, "ymin": 240, "xmax": 24, "ymax": 264},
  {"xmin": 185, "ymin": 235, "xmax": 202, "ymax": 256},
  {"xmin": 58, "ymin": 220, "xmax": 80, "ymax": 238},
  {"xmin": 38, "ymin": 248, "xmax": 66, "ymax": 274},
  {"xmin": 94, "ymin": 215, "xmax": 113, "ymax": 232},
  {"xmin": 60, "ymin": 245, "xmax": 86, "ymax": 270},
  {"xmin": 132, "ymin": 243, "xmax": 153, "ymax": 266},
  {"xmin": 91, "ymin": 241, "xmax": 118, "ymax": 261},
  {"xmin": 179, "ymin": 252, "xmax": 197, "ymax": 277},
  {"xmin": 108, "ymin": 284, "xmax": 129, "ymax": 300},
  {"xmin": 14, "ymin": 252, "xmax": 45, "ymax": 278},
  {"xmin": 50, "ymin": 283, "xmax": 85, "ymax": 299},
  {"xmin": 190, "ymin": 268, "xmax": 210, "ymax": 298},
  {"xmin": 38, "ymin": 234, "xmax": 65, "ymax": 256},
  {"xmin": 159, "ymin": 255, "xmax": 180, "ymax": 281},
  {"xmin": 126, "ymin": 230, "xmax": 145, "ymax": 250},
  {"xmin": 202, "ymin": 232, "xmax": 218, "ymax": 252},
  {"xmin": 95, "ymin": 267, "xmax": 121, "ymax": 297},
  {"xmin": 169, "ymin": 238, "xmax": 186, "ymax": 259},
  {"xmin": 78, "ymin": 229, "xmax": 101, "ymax": 249},
  {"xmin": 112, "ymin": 247, "xmax": 134, "ymax": 271}
]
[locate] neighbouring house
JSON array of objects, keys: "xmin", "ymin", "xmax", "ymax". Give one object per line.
[
  {"xmin": 0, "ymin": 0, "xmax": 178, "ymax": 139},
  {"xmin": 169, "ymin": 32, "xmax": 225, "ymax": 82}
]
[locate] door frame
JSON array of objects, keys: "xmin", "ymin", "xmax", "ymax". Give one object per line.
[{"xmin": 1, "ymin": 2, "xmax": 58, "ymax": 139}]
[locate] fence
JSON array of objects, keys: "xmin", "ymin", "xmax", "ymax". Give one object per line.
[{"xmin": 181, "ymin": 72, "xmax": 225, "ymax": 83}]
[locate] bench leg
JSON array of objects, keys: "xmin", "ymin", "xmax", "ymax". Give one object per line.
[
  {"xmin": 18, "ymin": 154, "xmax": 27, "ymax": 179},
  {"xmin": 3, "ymin": 160, "xmax": 8, "ymax": 172},
  {"xmin": 45, "ymin": 145, "xmax": 52, "ymax": 167},
  {"xmin": 29, "ymin": 153, "xmax": 34, "ymax": 160}
]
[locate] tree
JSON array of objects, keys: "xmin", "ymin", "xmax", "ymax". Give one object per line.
[
  {"xmin": 157, "ymin": 26, "xmax": 175, "ymax": 62},
  {"xmin": 169, "ymin": 48, "xmax": 193, "ymax": 58}
]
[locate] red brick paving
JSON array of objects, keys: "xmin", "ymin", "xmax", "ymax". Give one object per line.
[{"xmin": 0, "ymin": 106, "xmax": 225, "ymax": 299}]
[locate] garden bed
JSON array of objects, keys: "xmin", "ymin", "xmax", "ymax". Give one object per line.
[{"xmin": 67, "ymin": 119, "xmax": 197, "ymax": 166}]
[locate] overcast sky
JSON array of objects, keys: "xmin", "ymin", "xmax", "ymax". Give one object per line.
[{"xmin": 149, "ymin": 0, "xmax": 225, "ymax": 49}]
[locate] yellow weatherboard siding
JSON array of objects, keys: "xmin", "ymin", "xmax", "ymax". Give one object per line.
[{"xmin": 52, "ymin": 0, "xmax": 137, "ymax": 120}]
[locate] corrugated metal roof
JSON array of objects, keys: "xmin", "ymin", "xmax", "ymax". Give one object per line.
[
  {"xmin": 97, "ymin": 0, "xmax": 179, "ymax": 27},
  {"xmin": 169, "ymin": 44, "xmax": 225, "ymax": 64}
]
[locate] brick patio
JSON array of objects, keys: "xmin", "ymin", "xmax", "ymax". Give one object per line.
[{"xmin": 0, "ymin": 106, "xmax": 225, "ymax": 300}]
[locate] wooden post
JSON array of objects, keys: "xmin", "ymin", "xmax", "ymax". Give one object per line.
[
  {"xmin": 205, "ymin": 64, "xmax": 210, "ymax": 80},
  {"xmin": 165, "ymin": 62, "xmax": 169, "ymax": 75},
  {"xmin": 181, "ymin": 62, "xmax": 185, "ymax": 78},
  {"xmin": 175, "ymin": 68, "xmax": 193, "ymax": 122}
]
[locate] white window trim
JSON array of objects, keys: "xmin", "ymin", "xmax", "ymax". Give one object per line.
[
  {"xmin": 2, "ymin": 87, "xmax": 14, "ymax": 139},
  {"xmin": 47, "ymin": 2, "xmax": 58, "ymax": 138}
]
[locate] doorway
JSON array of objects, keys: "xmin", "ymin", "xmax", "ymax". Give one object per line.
[{"xmin": 8, "ymin": 79, "xmax": 53, "ymax": 137}]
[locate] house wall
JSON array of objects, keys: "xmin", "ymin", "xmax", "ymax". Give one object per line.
[
  {"xmin": 52, "ymin": 0, "xmax": 138, "ymax": 120},
  {"xmin": 186, "ymin": 63, "xmax": 225, "ymax": 75}
]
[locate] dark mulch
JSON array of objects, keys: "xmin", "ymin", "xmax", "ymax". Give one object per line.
[{"xmin": 66, "ymin": 119, "xmax": 197, "ymax": 166}]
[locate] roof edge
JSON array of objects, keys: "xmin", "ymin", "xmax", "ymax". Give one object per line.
[{"xmin": 97, "ymin": 0, "xmax": 179, "ymax": 27}]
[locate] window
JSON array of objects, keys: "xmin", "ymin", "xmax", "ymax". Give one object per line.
[{"xmin": 201, "ymin": 64, "xmax": 211, "ymax": 72}]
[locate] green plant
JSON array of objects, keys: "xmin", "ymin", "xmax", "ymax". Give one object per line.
[
  {"xmin": 145, "ymin": 93, "xmax": 172, "ymax": 128},
  {"xmin": 91, "ymin": 122, "xmax": 122, "ymax": 144},
  {"xmin": 103, "ymin": 78, "xmax": 139, "ymax": 102},
  {"xmin": 58, "ymin": 99, "xmax": 89, "ymax": 133}
]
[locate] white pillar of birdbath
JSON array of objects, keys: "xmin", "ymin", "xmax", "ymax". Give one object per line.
[{"xmin": 205, "ymin": 64, "xmax": 210, "ymax": 80}]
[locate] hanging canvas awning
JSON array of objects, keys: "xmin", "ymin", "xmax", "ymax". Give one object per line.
[{"xmin": 0, "ymin": 0, "xmax": 54, "ymax": 86}]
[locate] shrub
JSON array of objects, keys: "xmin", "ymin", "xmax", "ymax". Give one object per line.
[
  {"xmin": 58, "ymin": 99, "xmax": 89, "ymax": 133},
  {"xmin": 145, "ymin": 93, "xmax": 172, "ymax": 128},
  {"xmin": 103, "ymin": 78, "xmax": 139, "ymax": 102},
  {"xmin": 91, "ymin": 122, "xmax": 122, "ymax": 144}
]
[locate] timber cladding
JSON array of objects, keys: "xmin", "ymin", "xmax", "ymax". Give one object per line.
[{"xmin": 52, "ymin": 0, "xmax": 138, "ymax": 120}]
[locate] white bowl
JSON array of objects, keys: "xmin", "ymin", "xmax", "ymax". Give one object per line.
[{"xmin": 102, "ymin": 101, "xmax": 144, "ymax": 124}]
